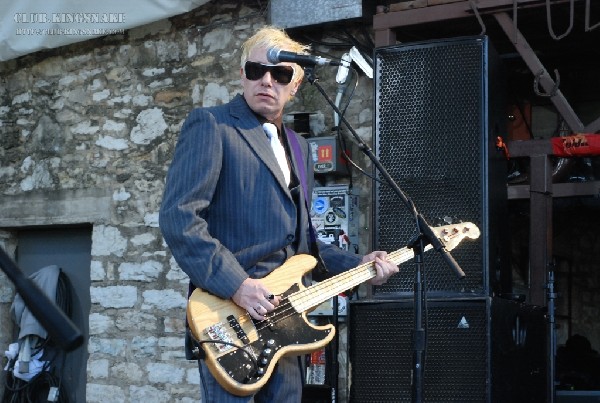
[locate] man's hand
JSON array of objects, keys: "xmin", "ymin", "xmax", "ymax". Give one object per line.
[
  {"xmin": 232, "ymin": 278, "xmax": 281, "ymax": 320},
  {"xmin": 362, "ymin": 251, "xmax": 399, "ymax": 286}
]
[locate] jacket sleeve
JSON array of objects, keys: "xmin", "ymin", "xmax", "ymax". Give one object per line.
[
  {"xmin": 159, "ymin": 108, "xmax": 248, "ymax": 299},
  {"xmin": 318, "ymin": 239, "xmax": 363, "ymax": 275}
]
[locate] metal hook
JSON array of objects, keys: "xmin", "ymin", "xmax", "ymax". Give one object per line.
[
  {"xmin": 546, "ymin": 0, "xmax": 574, "ymax": 40},
  {"xmin": 469, "ymin": 1, "xmax": 486, "ymax": 35},
  {"xmin": 533, "ymin": 69, "xmax": 561, "ymax": 97}
]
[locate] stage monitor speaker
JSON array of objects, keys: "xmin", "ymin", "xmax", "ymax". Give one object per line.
[
  {"xmin": 372, "ymin": 36, "xmax": 509, "ymax": 297},
  {"xmin": 348, "ymin": 298, "xmax": 547, "ymax": 402}
]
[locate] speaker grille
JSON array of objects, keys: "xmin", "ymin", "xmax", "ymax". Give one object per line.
[
  {"xmin": 349, "ymin": 299, "xmax": 489, "ymax": 402},
  {"xmin": 349, "ymin": 298, "xmax": 548, "ymax": 402},
  {"xmin": 373, "ymin": 36, "xmax": 506, "ymax": 297}
]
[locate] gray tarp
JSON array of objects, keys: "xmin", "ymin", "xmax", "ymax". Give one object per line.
[
  {"xmin": 0, "ymin": 0, "xmax": 210, "ymax": 62},
  {"xmin": 10, "ymin": 264, "xmax": 60, "ymax": 340}
]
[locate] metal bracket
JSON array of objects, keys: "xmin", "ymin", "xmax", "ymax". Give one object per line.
[
  {"xmin": 585, "ymin": 0, "xmax": 600, "ymax": 31},
  {"xmin": 495, "ymin": 11, "xmax": 600, "ymax": 133}
]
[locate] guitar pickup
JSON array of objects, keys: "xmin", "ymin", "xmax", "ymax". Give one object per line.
[{"xmin": 227, "ymin": 315, "xmax": 250, "ymax": 344}]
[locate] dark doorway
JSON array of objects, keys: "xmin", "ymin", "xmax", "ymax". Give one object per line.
[{"xmin": 14, "ymin": 225, "xmax": 92, "ymax": 403}]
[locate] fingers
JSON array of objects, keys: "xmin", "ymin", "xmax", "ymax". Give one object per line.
[
  {"xmin": 249, "ymin": 307, "xmax": 263, "ymax": 320},
  {"xmin": 252, "ymin": 304, "xmax": 267, "ymax": 317},
  {"xmin": 361, "ymin": 250, "xmax": 388, "ymax": 264},
  {"xmin": 247, "ymin": 292, "xmax": 281, "ymax": 320},
  {"xmin": 256, "ymin": 297, "xmax": 274, "ymax": 311},
  {"xmin": 257, "ymin": 293, "xmax": 280, "ymax": 309},
  {"xmin": 369, "ymin": 256, "xmax": 399, "ymax": 286},
  {"xmin": 232, "ymin": 278, "xmax": 282, "ymax": 319}
]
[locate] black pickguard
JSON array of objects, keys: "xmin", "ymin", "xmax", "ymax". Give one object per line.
[{"xmin": 216, "ymin": 283, "xmax": 331, "ymax": 385}]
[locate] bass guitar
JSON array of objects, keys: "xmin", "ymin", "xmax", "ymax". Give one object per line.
[{"xmin": 187, "ymin": 222, "xmax": 480, "ymax": 396}]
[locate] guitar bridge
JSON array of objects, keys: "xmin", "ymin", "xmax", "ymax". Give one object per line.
[
  {"xmin": 204, "ymin": 322, "xmax": 235, "ymax": 353},
  {"xmin": 204, "ymin": 315, "xmax": 251, "ymax": 353}
]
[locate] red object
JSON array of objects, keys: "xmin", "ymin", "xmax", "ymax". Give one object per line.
[
  {"xmin": 310, "ymin": 349, "xmax": 326, "ymax": 365},
  {"xmin": 551, "ymin": 134, "xmax": 600, "ymax": 157},
  {"xmin": 317, "ymin": 145, "xmax": 333, "ymax": 162},
  {"xmin": 496, "ymin": 136, "xmax": 510, "ymax": 159}
]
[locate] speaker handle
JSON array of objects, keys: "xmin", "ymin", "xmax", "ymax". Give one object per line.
[{"xmin": 303, "ymin": 65, "xmax": 465, "ymax": 403}]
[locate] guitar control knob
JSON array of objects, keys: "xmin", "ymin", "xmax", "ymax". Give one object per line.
[
  {"xmin": 266, "ymin": 339, "xmax": 276, "ymax": 347},
  {"xmin": 263, "ymin": 348, "xmax": 272, "ymax": 356},
  {"xmin": 259, "ymin": 357, "xmax": 269, "ymax": 366},
  {"xmin": 257, "ymin": 367, "xmax": 266, "ymax": 376}
]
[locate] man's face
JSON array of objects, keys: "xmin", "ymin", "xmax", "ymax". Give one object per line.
[{"xmin": 241, "ymin": 46, "xmax": 300, "ymax": 122}]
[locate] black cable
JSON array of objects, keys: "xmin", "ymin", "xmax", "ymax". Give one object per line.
[
  {"xmin": 297, "ymin": 26, "xmax": 382, "ymax": 185},
  {"xmin": 2, "ymin": 269, "xmax": 74, "ymax": 403},
  {"xmin": 2, "ymin": 364, "xmax": 68, "ymax": 403},
  {"xmin": 189, "ymin": 330, "xmax": 260, "ymax": 376},
  {"xmin": 333, "ymin": 67, "xmax": 387, "ymax": 186},
  {"xmin": 341, "ymin": 28, "xmax": 374, "ymax": 58}
]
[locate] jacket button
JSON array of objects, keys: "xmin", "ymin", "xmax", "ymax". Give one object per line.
[{"xmin": 286, "ymin": 234, "xmax": 294, "ymax": 242}]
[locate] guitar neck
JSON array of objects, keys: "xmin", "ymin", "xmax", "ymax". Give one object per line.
[{"xmin": 290, "ymin": 244, "xmax": 432, "ymax": 313}]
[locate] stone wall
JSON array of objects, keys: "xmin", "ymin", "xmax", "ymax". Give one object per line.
[{"xmin": 0, "ymin": 2, "xmax": 374, "ymax": 402}]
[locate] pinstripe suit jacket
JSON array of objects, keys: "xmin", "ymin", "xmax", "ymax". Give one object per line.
[{"xmin": 159, "ymin": 94, "xmax": 362, "ymax": 301}]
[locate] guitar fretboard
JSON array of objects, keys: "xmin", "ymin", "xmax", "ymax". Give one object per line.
[{"xmin": 289, "ymin": 245, "xmax": 432, "ymax": 313}]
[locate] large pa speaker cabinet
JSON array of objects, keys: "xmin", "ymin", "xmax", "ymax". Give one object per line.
[
  {"xmin": 373, "ymin": 36, "xmax": 508, "ymax": 297},
  {"xmin": 348, "ymin": 298, "xmax": 547, "ymax": 402}
]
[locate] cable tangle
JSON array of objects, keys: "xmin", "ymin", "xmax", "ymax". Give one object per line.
[{"xmin": 2, "ymin": 270, "xmax": 73, "ymax": 403}]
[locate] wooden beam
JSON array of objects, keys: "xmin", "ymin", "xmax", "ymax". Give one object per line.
[{"xmin": 374, "ymin": 0, "xmax": 575, "ymax": 30}]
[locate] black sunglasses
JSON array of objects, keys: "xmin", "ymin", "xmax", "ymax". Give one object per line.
[{"xmin": 244, "ymin": 61, "xmax": 295, "ymax": 84}]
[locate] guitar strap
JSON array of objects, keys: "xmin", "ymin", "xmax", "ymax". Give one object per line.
[{"xmin": 285, "ymin": 128, "xmax": 329, "ymax": 281}]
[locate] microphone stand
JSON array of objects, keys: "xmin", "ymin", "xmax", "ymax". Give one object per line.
[
  {"xmin": 302, "ymin": 65, "xmax": 465, "ymax": 403},
  {"xmin": 0, "ymin": 245, "xmax": 83, "ymax": 352}
]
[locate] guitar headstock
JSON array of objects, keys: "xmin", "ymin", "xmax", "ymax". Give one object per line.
[{"xmin": 434, "ymin": 222, "xmax": 480, "ymax": 252}]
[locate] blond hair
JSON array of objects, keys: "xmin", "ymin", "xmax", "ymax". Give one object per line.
[{"xmin": 240, "ymin": 25, "xmax": 311, "ymax": 84}]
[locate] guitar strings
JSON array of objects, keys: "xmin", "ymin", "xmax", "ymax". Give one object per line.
[
  {"xmin": 249, "ymin": 248, "xmax": 413, "ymax": 332},
  {"xmin": 227, "ymin": 244, "xmax": 447, "ymax": 353},
  {"xmin": 225, "ymin": 227, "xmax": 468, "ymax": 345},
  {"xmin": 191, "ymin": 229, "xmax": 468, "ymax": 383},
  {"xmin": 250, "ymin": 226, "xmax": 465, "ymax": 328}
]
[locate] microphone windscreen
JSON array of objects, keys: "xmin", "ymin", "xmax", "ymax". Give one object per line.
[{"xmin": 266, "ymin": 47, "xmax": 280, "ymax": 64}]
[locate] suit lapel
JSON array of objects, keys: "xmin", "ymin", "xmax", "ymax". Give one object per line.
[
  {"xmin": 285, "ymin": 126, "xmax": 303, "ymax": 188},
  {"xmin": 229, "ymin": 95, "xmax": 292, "ymax": 193}
]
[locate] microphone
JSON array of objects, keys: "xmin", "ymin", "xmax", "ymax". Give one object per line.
[
  {"xmin": 267, "ymin": 47, "xmax": 340, "ymax": 66},
  {"xmin": 335, "ymin": 52, "xmax": 351, "ymax": 84}
]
